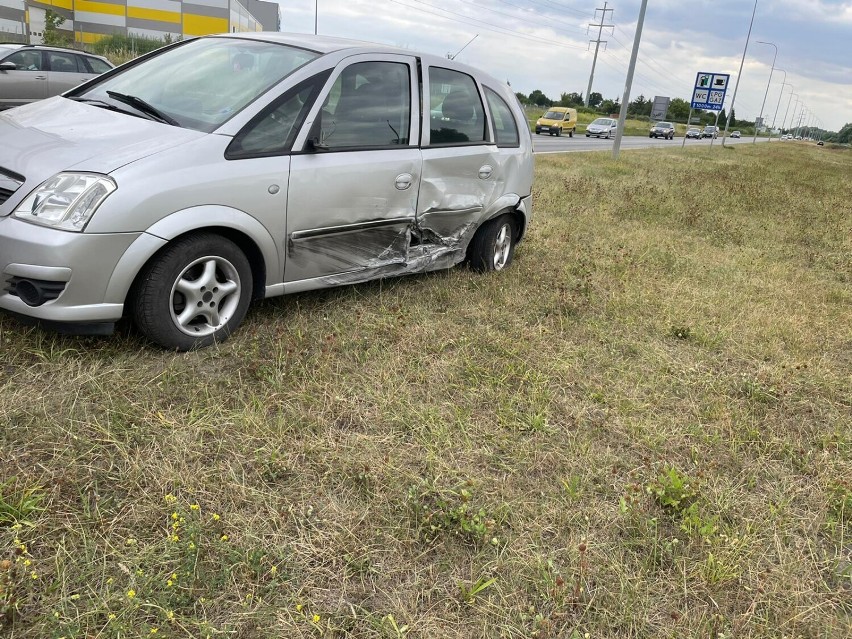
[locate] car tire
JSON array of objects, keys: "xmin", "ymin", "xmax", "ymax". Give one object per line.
[
  {"xmin": 649, "ymin": 133, "xmax": 654, "ymax": 138},
  {"xmin": 468, "ymin": 214, "xmax": 516, "ymax": 273},
  {"xmin": 132, "ymin": 233, "xmax": 253, "ymax": 351},
  {"xmin": 569, "ymin": 129, "xmax": 574, "ymax": 138},
  {"xmin": 556, "ymin": 127, "xmax": 562, "ymax": 137},
  {"xmin": 586, "ymin": 133, "xmax": 590, "ymax": 137},
  {"xmin": 535, "ymin": 131, "xmax": 540, "ymax": 135}
]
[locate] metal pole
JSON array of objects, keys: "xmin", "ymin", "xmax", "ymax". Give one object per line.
[
  {"xmin": 723, "ymin": 0, "xmax": 758, "ymax": 147},
  {"xmin": 585, "ymin": 2, "xmax": 613, "ymax": 107},
  {"xmin": 681, "ymin": 107, "xmax": 693, "ymax": 149},
  {"xmin": 314, "ymin": 0, "xmax": 318, "ymax": 35},
  {"xmin": 753, "ymin": 41, "xmax": 776, "ymax": 144},
  {"xmin": 612, "ymin": 0, "xmax": 648, "ymax": 159},
  {"xmin": 783, "ymin": 92, "xmax": 798, "ymax": 137},
  {"xmin": 768, "ymin": 73, "xmax": 787, "ymax": 141},
  {"xmin": 795, "ymin": 106, "xmax": 805, "ymax": 138}
]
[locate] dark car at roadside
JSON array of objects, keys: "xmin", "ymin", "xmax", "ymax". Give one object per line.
[{"xmin": 649, "ymin": 121, "xmax": 675, "ymax": 139}]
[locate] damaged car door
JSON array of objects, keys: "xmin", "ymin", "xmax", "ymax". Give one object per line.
[
  {"xmin": 285, "ymin": 55, "xmax": 420, "ymax": 283},
  {"xmin": 417, "ymin": 65, "xmax": 502, "ymax": 258}
]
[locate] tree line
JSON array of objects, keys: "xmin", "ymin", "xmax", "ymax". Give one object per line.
[{"xmin": 516, "ymin": 89, "xmax": 747, "ymax": 128}]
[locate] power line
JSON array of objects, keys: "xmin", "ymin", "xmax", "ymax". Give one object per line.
[{"xmin": 387, "ymin": 0, "xmax": 589, "ymax": 50}]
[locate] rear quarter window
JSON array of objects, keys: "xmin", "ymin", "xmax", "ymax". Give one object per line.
[{"xmin": 484, "ymin": 87, "xmax": 519, "ymax": 147}]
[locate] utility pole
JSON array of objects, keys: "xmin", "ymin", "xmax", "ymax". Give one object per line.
[{"xmin": 585, "ymin": 2, "xmax": 614, "ymax": 107}]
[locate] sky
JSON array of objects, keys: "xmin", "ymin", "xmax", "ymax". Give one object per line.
[{"xmin": 274, "ymin": 0, "xmax": 852, "ymax": 132}]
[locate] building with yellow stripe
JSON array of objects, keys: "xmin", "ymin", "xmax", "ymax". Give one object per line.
[{"xmin": 0, "ymin": 0, "xmax": 280, "ymax": 45}]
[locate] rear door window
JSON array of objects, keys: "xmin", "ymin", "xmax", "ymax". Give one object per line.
[
  {"xmin": 48, "ymin": 51, "xmax": 83, "ymax": 73},
  {"xmin": 428, "ymin": 67, "xmax": 486, "ymax": 145}
]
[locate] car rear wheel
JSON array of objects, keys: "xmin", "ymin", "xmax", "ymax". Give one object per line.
[
  {"xmin": 569, "ymin": 129, "xmax": 574, "ymax": 138},
  {"xmin": 132, "ymin": 233, "xmax": 253, "ymax": 351},
  {"xmin": 468, "ymin": 214, "xmax": 516, "ymax": 273}
]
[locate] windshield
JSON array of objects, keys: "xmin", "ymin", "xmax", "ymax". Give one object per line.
[
  {"xmin": 591, "ymin": 118, "xmax": 612, "ymax": 126},
  {"xmin": 76, "ymin": 38, "xmax": 319, "ymax": 132},
  {"xmin": 655, "ymin": 122, "xmax": 672, "ymax": 128},
  {"xmin": 542, "ymin": 110, "xmax": 565, "ymax": 120}
]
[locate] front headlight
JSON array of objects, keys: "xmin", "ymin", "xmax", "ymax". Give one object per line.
[{"xmin": 14, "ymin": 173, "xmax": 116, "ymax": 232}]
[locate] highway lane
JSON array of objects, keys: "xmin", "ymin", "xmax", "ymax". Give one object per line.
[{"xmin": 533, "ymin": 134, "xmax": 773, "ymax": 154}]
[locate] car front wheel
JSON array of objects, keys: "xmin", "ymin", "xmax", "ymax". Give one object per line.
[
  {"xmin": 132, "ymin": 233, "xmax": 253, "ymax": 351},
  {"xmin": 468, "ymin": 214, "xmax": 516, "ymax": 273}
]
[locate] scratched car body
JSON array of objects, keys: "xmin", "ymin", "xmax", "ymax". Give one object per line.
[{"xmin": 0, "ymin": 33, "xmax": 533, "ymax": 350}]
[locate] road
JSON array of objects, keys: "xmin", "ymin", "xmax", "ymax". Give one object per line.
[{"xmin": 534, "ymin": 134, "xmax": 772, "ymax": 154}]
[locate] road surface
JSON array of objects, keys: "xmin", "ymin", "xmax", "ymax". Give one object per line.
[{"xmin": 534, "ymin": 134, "xmax": 772, "ymax": 154}]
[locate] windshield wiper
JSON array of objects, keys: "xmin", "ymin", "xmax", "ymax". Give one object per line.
[
  {"xmin": 106, "ymin": 91, "xmax": 180, "ymax": 126},
  {"xmin": 66, "ymin": 96, "xmax": 140, "ymax": 116}
]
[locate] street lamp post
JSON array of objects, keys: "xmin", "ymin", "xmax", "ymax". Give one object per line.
[
  {"xmin": 768, "ymin": 73, "xmax": 788, "ymax": 141},
  {"xmin": 753, "ymin": 41, "xmax": 776, "ymax": 144},
  {"xmin": 314, "ymin": 0, "xmax": 318, "ymax": 35},
  {"xmin": 723, "ymin": 0, "xmax": 759, "ymax": 146},
  {"xmin": 783, "ymin": 92, "xmax": 798, "ymax": 137}
]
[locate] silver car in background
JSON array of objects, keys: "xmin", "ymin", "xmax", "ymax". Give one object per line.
[
  {"xmin": 0, "ymin": 34, "xmax": 534, "ymax": 350},
  {"xmin": 585, "ymin": 117, "xmax": 617, "ymax": 138},
  {"xmin": 0, "ymin": 44, "xmax": 113, "ymax": 109}
]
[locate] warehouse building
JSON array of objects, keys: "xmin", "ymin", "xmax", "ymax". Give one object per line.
[{"xmin": 0, "ymin": 0, "xmax": 280, "ymax": 45}]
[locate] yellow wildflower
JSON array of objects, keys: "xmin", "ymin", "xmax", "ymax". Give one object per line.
[
  {"xmin": 127, "ymin": 589, "xmax": 136, "ymax": 599},
  {"xmin": 220, "ymin": 534, "xmax": 229, "ymax": 542},
  {"xmin": 313, "ymin": 614, "xmax": 321, "ymax": 623},
  {"xmin": 190, "ymin": 504, "xmax": 200, "ymax": 511},
  {"xmin": 212, "ymin": 513, "xmax": 221, "ymax": 521},
  {"xmin": 108, "ymin": 613, "xmax": 116, "ymax": 620}
]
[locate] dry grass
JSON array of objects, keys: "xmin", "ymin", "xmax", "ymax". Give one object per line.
[{"xmin": 1, "ymin": 143, "xmax": 850, "ymax": 638}]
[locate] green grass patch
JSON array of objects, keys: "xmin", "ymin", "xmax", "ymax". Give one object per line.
[{"xmin": 1, "ymin": 143, "xmax": 850, "ymax": 637}]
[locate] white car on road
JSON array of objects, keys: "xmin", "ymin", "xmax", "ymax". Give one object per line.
[{"xmin": 585, "ymin": 117, "xmax": 617, "ymax": 138}]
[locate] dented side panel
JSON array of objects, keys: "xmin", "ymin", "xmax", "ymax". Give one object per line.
[{"xmin": 284, "ymin": 148, "xmax": 422, "ymax": 282}]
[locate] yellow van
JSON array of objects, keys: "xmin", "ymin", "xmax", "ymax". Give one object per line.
[{"xmin": 535, "ymin": 107, "xmax": 578, "ymax": 137}]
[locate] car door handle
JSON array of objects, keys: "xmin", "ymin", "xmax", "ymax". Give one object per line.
[
  {"xmin": 34, "ymin": 75, "xmax": 46, "ymax": 80},
  {"xmin": 394, "ymin": 173, "xmax": 413, "ymax": 190},
  {"xmin": 478, "ymin": 165, "xmax": 493, "ymax": 180}
]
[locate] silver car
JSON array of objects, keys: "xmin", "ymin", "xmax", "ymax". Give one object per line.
[
  {"xmin": 585, "ymin": 117, "xmax": 617, "ymax": 138},
  {"xmin": 0, "ymin": 44, "xmax": 113, "ymax": 109},
  {"xmin": 0, "ymin": 34, "xmax": 533, "ymax": 350}
]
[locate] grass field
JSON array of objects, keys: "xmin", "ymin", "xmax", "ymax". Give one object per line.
[{"xmin": 1, "ymin": 143, "xmax": 850, "ymax": 638}]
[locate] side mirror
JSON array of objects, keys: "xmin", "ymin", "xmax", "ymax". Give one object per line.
[
  {"xmin": 306, "ymin": 137, "xmax": 329, "ymax": 152},
  {"xmin": 0, "ymin": 62, "xmax": 16, "ymax": 72}
]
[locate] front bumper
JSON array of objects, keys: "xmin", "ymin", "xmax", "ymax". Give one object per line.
[{"xmin": 0, "ymin": 215, "xmax": 140, "ymax": 324}]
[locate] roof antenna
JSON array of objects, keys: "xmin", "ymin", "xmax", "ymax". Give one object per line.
[{"xmin": 448, "ymin": 34, "xmax": 478, "ymax": 60}]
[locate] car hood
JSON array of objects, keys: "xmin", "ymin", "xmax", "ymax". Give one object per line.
[{"xmin": 0, "ymin": 97, "xmax": 206, "ymax": 215}]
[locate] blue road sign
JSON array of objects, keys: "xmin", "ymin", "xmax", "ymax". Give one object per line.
[{"xmin": 691, "ymin": 72, "xmax": 730, "ymax": 111}]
